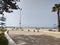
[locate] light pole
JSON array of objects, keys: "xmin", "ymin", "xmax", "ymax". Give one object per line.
[{"xmin": 19, "ymin": 8, "xmax": 22, "ymax": 29}]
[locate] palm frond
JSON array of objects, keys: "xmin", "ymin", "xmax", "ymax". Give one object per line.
[
  {"xmin": 55, "ymin": 4, "xmax": 60, "ymax": 8},
  {"xmin": 52, "ymin": 7, "xmax": 56, "ymax": 12}
]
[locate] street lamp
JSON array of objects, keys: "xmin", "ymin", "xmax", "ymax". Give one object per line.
[{"xmin": 19, "ymin": 8, "xmax": 22, "ymax": 29}]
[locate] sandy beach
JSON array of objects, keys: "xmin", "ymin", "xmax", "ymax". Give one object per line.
[{"xmin": 8, "ymin": 29, "xmax": 60, "ymax": 45}]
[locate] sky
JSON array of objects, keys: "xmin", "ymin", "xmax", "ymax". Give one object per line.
[{"xmin": 4, "ymin": 0, "xmax": 60, "ymax": 27}]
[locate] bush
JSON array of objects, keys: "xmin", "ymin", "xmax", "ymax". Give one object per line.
[
  {"xmin": 48, "ymin": 29, "xmax": 53, "ymax": 31},
  {"xmin": 37, "ymin": 30, "xmax": 39, "ymax": 32},
  {"xmin": 33, "ymin": 30, "xmax": 35, "ymax": 32},
  {"xmin": 0, "ymin": 27, "xmax": 7, "ymax": 33},
  {"xmin": 28, "ymin": 29, "xmax": 30, "ymax": 32},
  {"xmin": 0, "ymin": 33, "xmax": 8, "ymax": 45}
]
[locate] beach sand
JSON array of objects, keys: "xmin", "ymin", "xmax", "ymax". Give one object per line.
[{"xmin": 8, "ymin": 29, "xmax": 60, "ymax": 45}]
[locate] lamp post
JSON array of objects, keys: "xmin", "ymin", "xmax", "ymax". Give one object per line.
[{"xmin": 19, "ymin": 8, "xmax": 22, "ymax": 29}]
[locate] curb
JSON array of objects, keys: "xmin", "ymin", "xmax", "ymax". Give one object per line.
[{"xmin": 4, "ymin": 31, "xmax": 16, "ymax": 45}]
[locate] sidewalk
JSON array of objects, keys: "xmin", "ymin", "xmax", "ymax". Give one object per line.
[{"xmin": 4, "ymin": 31, "xmax": 16, "ymax": 45}]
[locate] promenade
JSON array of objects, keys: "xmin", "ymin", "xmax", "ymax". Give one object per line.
[{"xmin": 8, "ymin": 29, "xmax": 60, "ymax": 45}]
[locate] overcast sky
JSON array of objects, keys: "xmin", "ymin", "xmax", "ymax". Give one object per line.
[{"xmin": 4, "ymin": 0, "xmax": 60, "ymax": 27}]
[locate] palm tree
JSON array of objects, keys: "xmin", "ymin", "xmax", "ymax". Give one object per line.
[{"xmin": 52, "ymin": 4, "xmax": 60, "ymax": 32}]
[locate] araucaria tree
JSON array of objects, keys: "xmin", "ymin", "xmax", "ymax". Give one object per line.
[
  {"xmin": 0, "ymin": 0, "xmax": 19, "ymax": 28},
  {"xmin": 2, "ymin": 0, "xmax": 19, "ymax": 13},
  {"xmin": 52, "ymin": 4, "xmax": 60, "ymax": 32}
]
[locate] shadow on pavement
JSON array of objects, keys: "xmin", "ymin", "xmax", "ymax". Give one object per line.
[{"xmin": 11, "ymin": 34, "xmax": 60, "ymax": 45}]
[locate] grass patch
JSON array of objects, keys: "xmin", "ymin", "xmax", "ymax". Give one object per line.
[
  {"xmin": 0, "ymin": 27, "xmax": 8, "ymax": 45},
  {"xmin": 0, "ymin": 33, "xmax": 8, "ymax": 45}
]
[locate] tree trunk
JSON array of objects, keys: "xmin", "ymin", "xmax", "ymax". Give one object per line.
[{"xmin": 57, "ymin": 8, "xmax": 60, "ymax": 32}]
